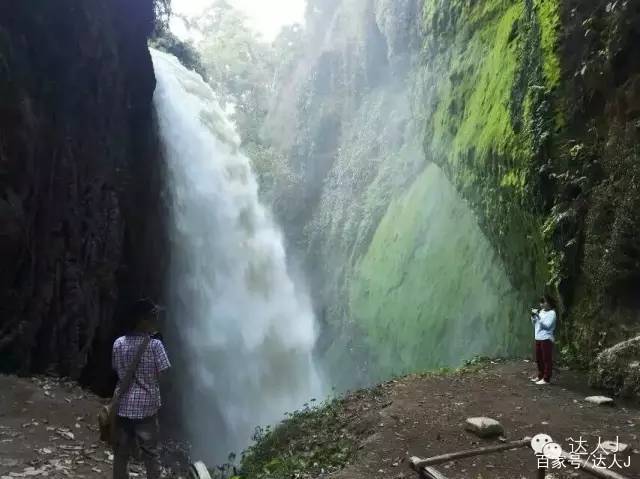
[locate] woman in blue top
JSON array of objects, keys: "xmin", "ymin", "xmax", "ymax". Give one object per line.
[{"xmin": 530, "ymin": 294, "xmax": 557, "ymax": 385}]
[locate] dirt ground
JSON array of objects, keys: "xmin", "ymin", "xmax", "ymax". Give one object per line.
[
  {"xmin": 333, "ymin": 360, "xmax": 640, "ymax": 479},
  {"xmin": 0, "ymin": 375, "xmax": 190, "ymax": 479},
  {"xmin": 0, "ymin": 374, "xmax": 116, "ymax": 478},
  {"xmin": 1, "ymin": 360, "xmax": 639, "ymax": 479}
]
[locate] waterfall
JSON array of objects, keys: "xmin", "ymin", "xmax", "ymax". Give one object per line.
[{"xmin": 151, "ymin": 49, "xmax": 323, "ymax": 462}]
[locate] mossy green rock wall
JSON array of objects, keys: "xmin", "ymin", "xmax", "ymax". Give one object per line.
[
  {"xmin": 348, "ymin": 165, "xmax": 528, "ymax": 380},
  {"xmin": 421, "ymin": 0, "xmax": 640, "ymax": 370},
  {"xmin": 261, "ymin": 0, "xmax": 640, "ymax": 387},
  {"xmin": 422, "ymin": 0, "xmax": 560, "ymax": 296},
  {"xmin": 261, "ymin": 0, "xmax": 536, "ymax": 387}
]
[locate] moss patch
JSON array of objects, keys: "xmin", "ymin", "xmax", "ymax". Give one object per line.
[
  {"xmin": 533, "ymin": 0, "xmax": 561, "ymax": 87},
  {"xmin": 422, "ymin": 0, "xmax": 561, "ymax": 298},
  {"xmin": 348, "ymin": 165, "xmax": 530, "ymax": 379}
]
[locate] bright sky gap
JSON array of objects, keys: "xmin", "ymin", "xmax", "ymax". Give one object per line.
[{"xmin": 171, "ymin": 0, "xmax": 306, "ymax": 40}]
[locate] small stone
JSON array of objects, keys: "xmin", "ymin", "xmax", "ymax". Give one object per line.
[
  {"xmin": 601, "ymin": 440, "xmax": 629, "ymax": 454},
  {"xmin": 464, "ymin": 417, "xmax": 504, "ymax": 438},
  {"xmin": 585, "ymin": 396, "xmax": 614, "ymax": 405},
  {"xmin": 56, "ymin": 429, "xmax": 75, "ymax": 440}
]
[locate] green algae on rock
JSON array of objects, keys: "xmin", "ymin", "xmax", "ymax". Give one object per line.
[{"xmin": 349, "ymin": 165, "xmax": 529, "ymax": 380}]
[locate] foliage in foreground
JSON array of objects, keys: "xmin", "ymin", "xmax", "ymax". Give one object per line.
[
  {"xmin": 236, "ymin": 389, "xmax": 383, "ymax": 479},
  {"xmin": 238, "ymin": 400, "xmax": 355, "ymax": 479}
]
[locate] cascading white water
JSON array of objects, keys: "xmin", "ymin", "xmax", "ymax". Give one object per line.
[{"xmin": 151, "ymin": 50, "xmax": 323, "ymax": 462}]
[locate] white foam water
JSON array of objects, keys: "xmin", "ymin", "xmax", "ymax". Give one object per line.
[{"xmin": 151, "ymin": 49, "xmax": 323, "ymax": 462}]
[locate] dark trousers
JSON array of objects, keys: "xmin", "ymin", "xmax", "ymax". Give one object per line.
[
  {"xmin": 535, "ymin": 339, "xmax": 553, "ymax": 382},
  {"xmin": 113, "ymin": 415, "xmax": 160, "ymax": 479}
]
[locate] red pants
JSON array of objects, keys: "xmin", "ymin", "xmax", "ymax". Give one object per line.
[{"xmin": 535, "ymin": 340, "xmax": 553, "ymax": 382}]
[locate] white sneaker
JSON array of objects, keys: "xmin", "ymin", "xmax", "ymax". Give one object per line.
[
  {"xmin": 536, "ymin": 379, "xmax": 550, "ymax": 385},
  {"xmin": 530, "ymin": 377, "xmax": 541, "ymax": 382}
]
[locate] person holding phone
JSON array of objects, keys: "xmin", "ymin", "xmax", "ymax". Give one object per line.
[{"xmin": 530, "ymin": 294, "xmax": 557, "ymax": 385}]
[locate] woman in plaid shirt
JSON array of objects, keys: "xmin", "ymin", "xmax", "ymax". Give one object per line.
[{"xmin": 112, "ymin": 299, "xmax": 171, "ymax": 479}]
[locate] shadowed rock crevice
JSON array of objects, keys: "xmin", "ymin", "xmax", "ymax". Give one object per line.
[{"xmin": 0, "ymin": 0, "xmax": 167, "ymax": 394}]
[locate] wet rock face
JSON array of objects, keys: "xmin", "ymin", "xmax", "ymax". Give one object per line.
[
  {"xmin": 0, "ymin": 0, "xmax": 165, "ymax": 391},
  {"xmin": 373, "ymin": 0, "xmax": 422, "ymax": 73},
  {"xmin": 551, "ymin": 0, "xmax": 640, "ymax": 358}
]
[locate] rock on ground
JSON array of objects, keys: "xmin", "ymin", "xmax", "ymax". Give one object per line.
[
  {"xmin": 601, "ymin": 440, "xmax": 629, "ymax": 454},
  {"xmin": 585, "ymin": 395, "xmax": 615, "ymax": 405},
  {"xmin": 316, "ymin": 361, "xmax": 640, "ymax": 479},
  {"xmin": 464, "ymin": 417, "xmax": 504, "ymax": 438},
  {"xmin": 590, "ymin": 336, "xmax": 640, "ymax": 400}
]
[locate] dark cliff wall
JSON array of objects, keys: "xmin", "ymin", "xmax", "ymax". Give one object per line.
[
  {"xmin": 551, "ymin": 0, "xmax": 640, "ymax": 361},
  {"xmin": 0, "ymin": 0, "xmax": 165, "ymax": 390}
]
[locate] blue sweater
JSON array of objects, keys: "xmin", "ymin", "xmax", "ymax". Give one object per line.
[{"xmin": 531, "ymin": 309, "xmax": 557, "ymax": 341}]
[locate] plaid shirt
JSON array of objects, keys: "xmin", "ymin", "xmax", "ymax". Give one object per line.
[{"xmin": 112, "ymin": 334, "xmax": 171, "ymax": 419}]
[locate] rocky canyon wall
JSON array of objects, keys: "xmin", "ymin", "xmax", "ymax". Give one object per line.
[
  {"xmin": 259, "ymin": 0, "xmax": 640, "ymax": 388},
  {"xmin": 0, "ymin": 0, "xmax": 165, "ymax": 392},
  {"xmin": 419, "ymin": 0, "xmax": 640, "ymax": 366},
  {"xmin": 260, "ymin": 0, "xmax": 533, "ymax": 387}
]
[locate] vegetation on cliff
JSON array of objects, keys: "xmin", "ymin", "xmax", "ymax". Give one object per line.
[
  {"xmin": 422, "ymin": 0, "xmax": 560, "ymax": 299},
  {"xmin": 236, "ymin": 0, "xmax": 640, "ymax": 383},
  {"xmin": 550, "ymin": 0, "xmax": 640, "ymax": 366},
  {"xmin": 246, "ymin": 0, "xmax": 540, "ymax": 387}
]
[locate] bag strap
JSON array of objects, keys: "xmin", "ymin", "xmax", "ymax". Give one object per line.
[{"xmin": 111, "ymin": 335, "xmax": 152, "ymax": 409}]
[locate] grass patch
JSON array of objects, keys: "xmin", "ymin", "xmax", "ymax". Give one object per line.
[{"xmin": 237, "ymin": 388, "xmax": 385, "ymax": 479}]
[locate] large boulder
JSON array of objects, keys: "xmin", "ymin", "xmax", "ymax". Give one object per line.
[{"xmin": 590, "ymin": 336, "xmax": 640, "ymax": 400}]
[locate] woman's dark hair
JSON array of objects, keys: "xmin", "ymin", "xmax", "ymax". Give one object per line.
[{"xmin": 542, "ymin": 293, "xmax": 557, "ymax": 311}]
